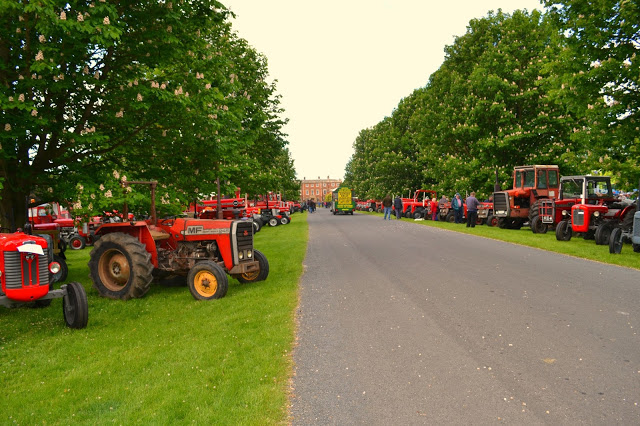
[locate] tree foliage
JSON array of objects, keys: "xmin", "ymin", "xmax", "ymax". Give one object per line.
[
  {"xmin": 0, "ymin": 0, "xmax": 296, "ymax": 227},
  {"xmin": 345, "ymin": 6, "xmax": 640, "ymax": 200},
  {"xmin": 543, "ymin": 0, "xmax": 640, "ymax": 188}
]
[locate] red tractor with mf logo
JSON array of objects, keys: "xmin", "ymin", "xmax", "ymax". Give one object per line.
[{"xmin": 88, "ymin": 181, "xmax": 269, "ymax": 301}]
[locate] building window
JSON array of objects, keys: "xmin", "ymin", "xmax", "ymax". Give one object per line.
[{"xmin": 305, "ymin": 190, "xmax": 309, "ymax": 196}]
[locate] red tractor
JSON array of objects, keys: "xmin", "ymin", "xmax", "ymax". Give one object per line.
[
  {"xmin": 550, "ymin": 176, "xmax": 636, "ymax": 245},
  {"xmin": 401, "ymin": 190, "xmax": 438, "ymax": 219},
  {"xmin": 492, "ymin": 165, "xmax": 560, "ymax": 229},
  {"xmin": 88, "ymin": 181, "xmax": 269, "ymax": 301},
  {"xmin": 0, "ymin": 230, "xmax": 88, "ymax": 328}
]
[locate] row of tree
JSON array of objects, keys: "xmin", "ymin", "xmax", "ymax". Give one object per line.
[
  {"xmin": 344, "ymin": 1, "xmax": 639, "ymax": 200},
  {"xmin": 0, "ymin": 1, "xmax": 299, "ymax": 228}
]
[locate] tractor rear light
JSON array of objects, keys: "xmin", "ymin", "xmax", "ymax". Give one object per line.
[{"xmin": 49, "ymin": 261, "xmax": 61, "ymax": 274}]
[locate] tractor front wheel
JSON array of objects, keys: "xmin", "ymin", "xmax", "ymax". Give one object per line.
[
  {"xmin": 530, "ymin": 215, "xmax": 547, "ymax": 234},
  {"xmin": 268, "ymin": 217, "xmax": 279, "ymax": 227},
  {"xmin": 89, "ymin": 232, "xmax": 153, "ymax": 300},
  {"xmin": 235, "ymin": 250, "xmax": 270, "ymax": 284},
  {"xmin": 52, "ymin": 254, "xmax": 68, "ymax": 283},
  {"xmin": 595, "ymin": 221, "xmax": 614, "ymax": 245},
  {"xmin": 486, "ymin": 215, "xmax": 499, "ymax": 227},
  {"xmin": 555, "ymin": 220, "xmax": 572, "ymax": 241},
  {"xmin": 609, "ymin": 227, "xmax": 623, "ymax": 254},
  {"xmin": 63, "ymin": 281, "xmax": 88, "ymax": 329},
  {"xmin": 187, "ymin": 261, "xmax": 228, "ymax": 300}
]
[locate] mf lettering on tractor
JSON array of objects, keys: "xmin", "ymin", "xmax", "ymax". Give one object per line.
[{"xmin": 183, "ymin": 226, "xmax": 230, "ymax": 236}]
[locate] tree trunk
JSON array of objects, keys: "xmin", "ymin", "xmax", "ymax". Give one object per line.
[{"xmin": 0, "ymin": 184, "xmax": 30, "ymax": 232}]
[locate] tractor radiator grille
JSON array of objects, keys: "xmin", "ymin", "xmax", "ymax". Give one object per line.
[
  {"xmin": 3, "ymin": 249, "xmax": 50, "ymax": 289},
  {"xmin": 234, "ymin": 221, "xmax": 254, "ymax": 261},
  {"xmin": 493, "ymin": 193, "xmax": 509, "ymax": 217},
  {"xmin": 572, "ymin": 209, "xmax": 585, "ymax": 227}
]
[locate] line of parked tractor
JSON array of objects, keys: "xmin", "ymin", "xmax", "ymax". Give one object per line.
[
  {"xmin": 354, "ymin": 164, "xmax": 640, "ymax": 254},
  {"xmin": 1, "ymin": 184, "xmax": 302, "ymax": 329}
]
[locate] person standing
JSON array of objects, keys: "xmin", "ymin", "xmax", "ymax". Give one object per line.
[
  {"xmin": 465, "ymin": 192, "xmax": 481, "ymax": 228},
  {"xmin": 393, "ymin": 196, "xmax": 403, "ymax": 220},
  {"xmin": 430, "ymin": 197, "xmax": 438, "ymax": 221},
  {"xmin": 382, "ymin": 195, "xmax": 393, "ymax": 220},
  {"xmin": 452, "ymin": 193, "xmax": 464, "ymax": 224},
  {"xmin": 438, "ymin": 195, "xmax": 448, "ymax": 221}
]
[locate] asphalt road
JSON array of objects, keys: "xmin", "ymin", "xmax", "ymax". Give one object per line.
[{"xmin": 289, "ymin": 209, "xmax": 640, "ymax": 425}]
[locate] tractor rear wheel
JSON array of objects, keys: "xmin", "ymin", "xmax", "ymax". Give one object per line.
[
  {"xmin": 252, "ymin": 220, "xmax": 261, "ymax": 233},
  {"xmin": 89, "ymin": 232, "xmax": 153, "ymax": 300},
  {"xmin": 235, "ymin": 250, "xmax": 269, "ymax": 283},
  {"xmin": 555, "ymin": 220, "xmax": 572, "ymax": 241},
  {"xmin": 69, "ymin": 235, "xmax": 86, "ymax": 250},
  {"xmin": 445, "ymin": 212, "xmax": 455, "ymax": 223},
  {"xmin": 187, "ymin": 261, "xmax": 228, "ymax": 300},
  {"xmin": 609, "ymin": 227, "xmax": 623, "ymax": 254},
  {"xmin": 63, "ymin": 281, "xmax": 88, "ymax": 329}
]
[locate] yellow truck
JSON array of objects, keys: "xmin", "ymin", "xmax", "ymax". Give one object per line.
[{"xmin": 331, "ymin": 186, "xmax": 355, "ymax": 215}]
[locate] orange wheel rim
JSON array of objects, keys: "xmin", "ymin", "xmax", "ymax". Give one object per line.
[
  {"xmin": 241, "ymin": 270, "xmax": 259, "ymax": 281},
  {"xmin": 194, "ymin": 270, "xmax": 218, "ymax": 297}
]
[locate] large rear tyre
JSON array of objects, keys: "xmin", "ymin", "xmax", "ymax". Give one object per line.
[
  {"xmin": 89, "ymin": 232, "xmax": 153, "ymax": 300},
  {"xmin": 609, "ymin": 227, "xmax": 623, "ymax": 254},
  {"xmin": 235, "ymin": 250, "xmax": 269, "ymax": 283},
  {"xmin": 63, "ymin": 281, "xmax": 89, "ymax": 329},
  {"xmin": 69, "ymin": 235, "xmax": 86, "ymax": 250},
  {"xmin": 555, "ymin": 220, "xmax": 572, "ymax": 241},
  {"xmin": 187, "ymin": 261, "xmax": 228, "ymax": 300}
]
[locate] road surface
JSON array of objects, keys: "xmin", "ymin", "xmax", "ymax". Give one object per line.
[{"xmin": 290, "ymin": 210, "xmax": 640, "ymax": 425}]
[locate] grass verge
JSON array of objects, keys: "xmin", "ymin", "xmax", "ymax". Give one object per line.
[
  {"xmin": 0, "ymin": 214, "xmax": 308, "ymax": 425},
  {"xmin": 362, "ymin": 211, "xmax": 640, "ymax": 270}
]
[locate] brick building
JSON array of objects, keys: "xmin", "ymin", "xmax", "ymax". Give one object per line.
[{"xmin": 300, "ymin": 176, "xmax": 342, "ymax": 201}]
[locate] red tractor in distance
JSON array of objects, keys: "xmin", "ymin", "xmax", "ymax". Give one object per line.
[
  {"xmin": 0, "ymin": 230, "xmax": 88, "ymax": 328},
  {"xmin": 400, "ymin": 190, "xmax": 438, "ymax": 219},
  {"xmin": 88, "ymin": 181, "xmax": 269, "ymax": 301},
  {"xmin": 549, "ymin": 176, "xmax": 636, "ymax": 244},
  {"xmin": 492, "ymin": 165, "xmax": 560, "ymax": 229}
]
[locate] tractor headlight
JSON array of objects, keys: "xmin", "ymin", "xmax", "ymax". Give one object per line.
[
  {"xmin": 239, "ymin": 251, "xmax": 244, "ymax": 260},
  {"xmin": 562, "ymin": 210, "xmax": 568, "ymax": 216},
  {"xmin": 49, "ymin": 261, "xmax": 61, "ymax": 274},
  {"xmin": 594, "ymin": 211, "xmax": 600, "ymax": 217},
  {"xmin": 247, "ymin": 250, "xmax": 253, "ymax": 259}
]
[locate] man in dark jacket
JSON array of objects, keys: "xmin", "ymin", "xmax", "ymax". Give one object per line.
[
  {"xmin": 382, "ymin": 195, "xmax": 393, "ymax": 220},
  {"xmin": 465, "ymin": 192, "xmax": 481, "ymax": 227},
  {"xmin": 393, "ymin": 196, "xmax": 403, "ymax": 219}
]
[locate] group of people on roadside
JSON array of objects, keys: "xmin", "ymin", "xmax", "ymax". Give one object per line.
[{"xmin": 382, "ymin": 191, "xmax": 482, "ymax": 228}]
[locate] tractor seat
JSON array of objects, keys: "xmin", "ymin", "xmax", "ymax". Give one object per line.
[{"xmin": 149, "ymin": 229, "xmax": 171, "ymax": 241}]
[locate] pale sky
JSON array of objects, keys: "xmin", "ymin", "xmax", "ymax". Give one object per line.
[{"xmin": 223, "ymin": 0, "xmax": 543, "ymax": 181}]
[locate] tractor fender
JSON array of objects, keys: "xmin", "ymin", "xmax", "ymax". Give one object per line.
[{"xmin": 94, "ymin": 222, "xmax": 158, "ymax": 267}]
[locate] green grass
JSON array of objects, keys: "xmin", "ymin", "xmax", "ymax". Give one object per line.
[
  {"xmin": 0, "ymin": 215, "xmax": 308, "ymax": 425},
  {"xmin": 363, "ymin": 211, "xmax": 640, "ymax": 270}
]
